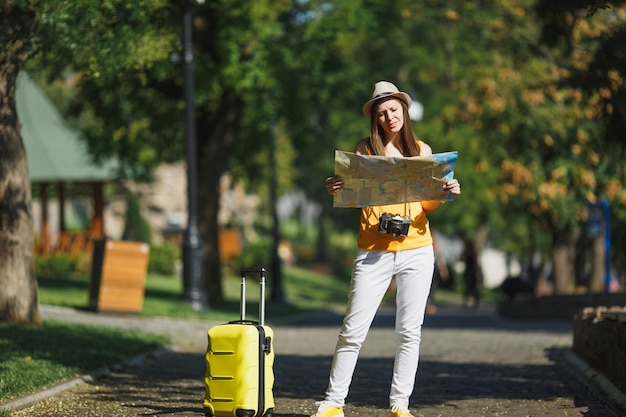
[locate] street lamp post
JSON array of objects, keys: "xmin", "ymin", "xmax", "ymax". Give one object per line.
[
  {"xmin": 181, "ymin": 0, "xmax": 208, "ymax": 310},
  {"xmin": 269, "ymin": 120, "xmax": 285, "ymax": 303}
]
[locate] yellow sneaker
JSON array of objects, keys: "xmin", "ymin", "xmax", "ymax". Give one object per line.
[
  {"xmin": 311, "ymin": 401, "xmax": 344, "ymax": 417},
  {"xmin": 390, "ymin": 404, "xmax": 413, "ymax": 417}
]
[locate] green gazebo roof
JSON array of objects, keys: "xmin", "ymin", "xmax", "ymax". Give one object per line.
[{"xmin": 16, "ymin": 71, "xmax": 118, "ymax": 183}]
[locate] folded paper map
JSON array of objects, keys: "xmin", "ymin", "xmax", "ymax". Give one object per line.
[{"xmin": 333, "ymin": 150, "xmax": 458, "ymax": 208}]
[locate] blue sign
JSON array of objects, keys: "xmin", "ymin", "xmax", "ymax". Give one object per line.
[
  {"xmin": 586, "ymin": 200, "xmax": 611, "ymax": 292},
  {"xmin": 586, "ymin": 204, "xmax": 603, "ymax": 238}
]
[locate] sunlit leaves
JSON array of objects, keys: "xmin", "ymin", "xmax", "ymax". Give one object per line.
[{"xmin": 33, "ymin": 0, "xmax": 174, "ymax": 86}]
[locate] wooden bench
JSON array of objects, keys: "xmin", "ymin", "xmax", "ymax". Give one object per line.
[{"xmin": 89, "ymin": 240, "xmax": 150, "ymax": 313}]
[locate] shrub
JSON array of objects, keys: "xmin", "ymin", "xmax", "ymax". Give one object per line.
[
  {"xmin": 35, "ymin": 253, "xmax": 81, "ymax": 279},
  {"xmin": 148, "ymin": 243, "xmax": 180, "ymax": 276},
  {"xmin": 121, "ymin": 192, "xmax": 152, "ymax": 244},
  {"xmin": 228, "ymin": 237, "xmax": 273, "ymax": 275}
]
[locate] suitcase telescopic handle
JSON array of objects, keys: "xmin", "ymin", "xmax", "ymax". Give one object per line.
[{"xmin": 239, "ymin": 267, "xmax": 266, "ymax": 326}]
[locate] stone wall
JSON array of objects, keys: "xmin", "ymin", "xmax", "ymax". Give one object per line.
[
  {"xmin": 104, "ymin": 163, "xmax": 260, "ymax": 244},
  {"xmin": 573, "ymin": 306, "xmax": 626, "ymax": 394},
  {"xmin": 105, "ymin": 163, "xmax": 188, "ymax": 242},
  {"xmin": 497, "ymin": 294, "xmax": 626, "ymax": 320}
]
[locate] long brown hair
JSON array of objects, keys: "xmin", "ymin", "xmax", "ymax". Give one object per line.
[{"xmin": 367, "ymin": 99, "xmax": 420, "ymax": 157}]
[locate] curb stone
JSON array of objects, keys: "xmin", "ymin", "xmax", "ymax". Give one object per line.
[{"xmin": 562, "ymin": 350, "xmax": 626, "ymax": 415}]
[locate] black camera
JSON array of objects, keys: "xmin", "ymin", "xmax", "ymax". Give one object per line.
[{"xmin": 378, "ymin": 213, "xmax": 410, "ymax": 237}]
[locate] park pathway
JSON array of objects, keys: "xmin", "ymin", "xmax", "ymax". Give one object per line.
[{"xmin": 8, "ymin": 304, "xmax": 624, "ymax": 417}]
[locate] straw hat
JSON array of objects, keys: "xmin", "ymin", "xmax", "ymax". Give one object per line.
[{"xmin": 362, "ymin": 81, "xmax": 412, "ymax": 117}]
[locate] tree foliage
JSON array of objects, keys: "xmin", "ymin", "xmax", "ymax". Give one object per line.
[
  {"xmin": 27, "ymin": 0, "xmax": 293, "ymax": 305},
  {"xmin": 457, "ymin": 1, "xmax": 626, "ymax": 291},
  {"xmin": 4, "ymin": 0, "xmax": 626, "ymax": 321},
  {"xmin": 276, "ymin": 0, "xmax": 626, "ymax": 293}
]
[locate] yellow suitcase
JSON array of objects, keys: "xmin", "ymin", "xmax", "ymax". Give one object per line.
[{"xmin": 204, "ymin": 267, "xmax": 275, "ymax": 417}]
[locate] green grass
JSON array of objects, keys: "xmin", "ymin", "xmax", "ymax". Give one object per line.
[
  {"xmin": 37, "ymin": 264, "xmax": 353, "ymax": 321},
  {"xmin": 432, "ymin": 285, "xmax": 500, "ymax": 307},
  {"xmin": 0, "ymin": 321, "xmax": 168, "ymax": 404},
  {"xmin": 37, "ymin": 264, "xmax": 497, "ymax": 320}
]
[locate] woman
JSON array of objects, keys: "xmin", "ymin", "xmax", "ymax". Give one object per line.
[{"xmin": 312, "ymin": 81, "xmax": 461, "ymax": 417}]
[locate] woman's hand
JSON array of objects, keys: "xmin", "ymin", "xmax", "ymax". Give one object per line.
[
  {"xmin": 444, "ymin": 178, "xmax": 461, "ymax": 196},
  {"xmin": 422, "ymin": 179, "xmax": 460, "ymax": 212},
  {"xmin": 326, "ymin": 176, "xmax": 344, "ymax": 195}
]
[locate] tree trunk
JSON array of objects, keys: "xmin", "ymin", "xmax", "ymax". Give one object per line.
[
  {"xmin": 588, "ymin": 234, "xmax": 605, "ymax": 293},
  {"xmin": 0, "ymin": 3, "xmax": 40, "ymax": 324},
  {"xmin": 551, "ymin": 228, "xmax": 576, "ymax": 295},
  {"xmin": 197, "ymin": 88, "xmax": 244, "ymax": 306},
  {"xmin": 473, "ymin": 216, "xmax": 489, "ymax": 257}
]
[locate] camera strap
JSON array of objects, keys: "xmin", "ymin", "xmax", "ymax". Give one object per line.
[{"xmin": 377, "ymin": 202, "xmax": 411, "ymax": 218}]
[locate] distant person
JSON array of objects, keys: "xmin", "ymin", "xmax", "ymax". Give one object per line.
[
  {"xmin": 427, "ymin": 237, "xmax": 450, "ymax": 314},
  {"xmin": 461, "ymin": 238, "xmax": 481, "ymax": 308},
  {"xmin": 314, "ymin": 81, "xmax": 461, "ymax": 417},
  {"xmin": 278, "ymin": 238, "xmax": 296, "ymax": 264}
]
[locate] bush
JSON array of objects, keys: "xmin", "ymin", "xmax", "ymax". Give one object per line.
[
  {"xmin": 121, "ymin": 192, "xmax": 152, "ymax": 244},
  {"xmin": 36, "ymin": 243, "xmax": 180, "ymax": 279},
  {"xmin": 35, "ymin": 254, "xmax": 81, "ymax": 279},
  {"xmin": 228, "ymin": 238, "xmax": 273, "ymax": 275},
  {"xmin": 148, "ymin": 243, "xmax": 180, "ymax": 276}
]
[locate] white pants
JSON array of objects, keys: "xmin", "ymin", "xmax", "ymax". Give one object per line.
[{"xmin": 324, "ymin": 245, "xmax": 434, "ymax": 409}]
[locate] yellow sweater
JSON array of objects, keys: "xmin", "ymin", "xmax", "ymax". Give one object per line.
[{"xmin": 356, "ymin": 202, "xmax": 432, "ymax": 251}]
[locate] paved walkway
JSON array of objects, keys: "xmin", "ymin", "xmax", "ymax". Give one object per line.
[{"xmin": 5, "ymin": 304, "xmax": 626, "ymax": 417}]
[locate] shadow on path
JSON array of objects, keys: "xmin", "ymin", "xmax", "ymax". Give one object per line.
[
  {"xmin": 278, "ymin": 306, "xmax": 572, "ymax": 336},
  {"xmin": 74, "ymin": 347, "xmax": 612, "ymax": 417}
]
